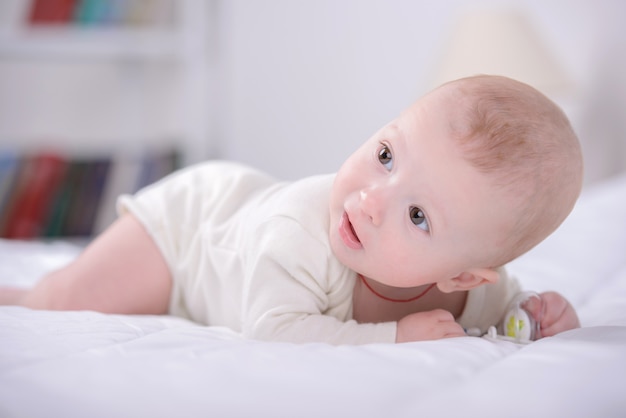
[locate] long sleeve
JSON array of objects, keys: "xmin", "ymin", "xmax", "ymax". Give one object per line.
[{"xmin": 240, "ymin": 216, "xmax": 397, "ymax": 345}]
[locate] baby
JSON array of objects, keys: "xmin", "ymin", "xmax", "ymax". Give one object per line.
[{"xmin": 0, "ymin": 75, "xmax": 583, "ymax": 345}]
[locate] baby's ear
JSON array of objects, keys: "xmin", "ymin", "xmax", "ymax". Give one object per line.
[{"xmin": 436, "ymin": 268, "xmax": 500, "ymax": 293}]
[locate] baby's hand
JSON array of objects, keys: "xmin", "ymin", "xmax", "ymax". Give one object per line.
[
  {"xmin": 523, "ymin": 291, "xmax": 580, "ymax": 338},
  {"xmin": 396, "ymin": 309, "xmax": 466, "ymax": 343}
]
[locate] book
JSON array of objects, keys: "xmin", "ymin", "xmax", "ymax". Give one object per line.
[
  {"xmin": 1, "ymin": 153, "xmax": 67, "ymax": 239},
  {"xmin": 0, "ymin": 148, "xmax": 179, "ymax": 238},
  {"xmin": 64, "ymin": 157, "xmax": 111, "ymax": 236},
  {"xmin": 43, "ymin": 160, "xmax": 84, "ymax": 237},
  {"xmin": 135, "ymin": 147, "xmax": 179, "ymax": 190},
  {"xmin": 0, "ymin": 152, "xmax": 22, "ymax": 236},
  {"xmin": 73, "ymin": 0, "xmax": 110, "ymax": 26},
  {"xmin": 0, "ymin": 152, "xmax": 20, "ymax": 218},
  {"xmin": 98, "ymin": 0, "xmax": 127, "ymax": 26},
  {"xmin": 28, "ymin": 0, "xmax": 78, "ymax": 25},
  {"xmin": 92, "ymin": 152, "xmax": 143, "ymax": 234}
]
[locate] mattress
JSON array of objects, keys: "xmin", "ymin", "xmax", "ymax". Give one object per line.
[{"xmin": 1, "ymin": 173, "xmax": 626, "ymax": 418}]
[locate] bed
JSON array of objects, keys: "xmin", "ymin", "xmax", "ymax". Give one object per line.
[{"xmin": 1, "ymin": 172, "xmax": 625, "ymax": 418}]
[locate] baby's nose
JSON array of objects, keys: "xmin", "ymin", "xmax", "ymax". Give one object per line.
[{"xmin": 359, "ymin": 187, "xmax": 386, "ymax": 226}]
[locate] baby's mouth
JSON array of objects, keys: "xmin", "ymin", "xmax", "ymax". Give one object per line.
[{"xmin": 339, "ymin": 212, "xmax": 363, "ymax": 249}]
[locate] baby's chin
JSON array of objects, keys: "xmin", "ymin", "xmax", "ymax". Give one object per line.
[{"xmin": 328, "ymin": 229, "xmax": 361, "ymax": 272}]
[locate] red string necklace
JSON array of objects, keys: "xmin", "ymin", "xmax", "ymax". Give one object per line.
[{"xmin": 359, "ymin": 274, "xmax": 436, "ymax": 303}]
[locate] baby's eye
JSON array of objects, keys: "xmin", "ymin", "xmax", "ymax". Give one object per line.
[
  {"xmin": 378, "ymin": 144, "xmax": 393, "ymax": 170},
  {"xmin": 409, "ymin": 206, "xmax": 429, "ymax": 232}
]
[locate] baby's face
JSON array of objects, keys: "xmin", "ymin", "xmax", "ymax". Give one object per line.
[{"xmin": 329, "ymin": 88, "xmax": 512, "ymax": 287}]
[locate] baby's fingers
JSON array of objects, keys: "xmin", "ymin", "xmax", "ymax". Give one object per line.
[
  {"xmin": 539, "ymin": 292, "xmax": 580, "ymax": 337},
  {"xmin": 431, "ymin": 309, "xmax": 465, "ymax": 338}
]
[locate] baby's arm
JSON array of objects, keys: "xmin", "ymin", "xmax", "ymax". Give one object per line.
[
  {"xmin": 396, "ymin": 310, "xmax": 466, "ymax": 343},
  {"xmin": 10, "ymin": 213, "xmax": 172, "ymax": 315}
]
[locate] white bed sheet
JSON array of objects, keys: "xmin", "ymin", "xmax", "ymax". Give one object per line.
[{"xmin": 1, "ymin": 173, "xmax": 626, "ymax": 418}]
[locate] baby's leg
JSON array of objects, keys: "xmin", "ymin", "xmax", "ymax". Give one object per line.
[
  {"xmin": 0, "ymin": 287, "xmax": 28, "ymax": 305},
  {"xmin": 8, "ymin": 213, "xmax": 172, "ymax": 314}
]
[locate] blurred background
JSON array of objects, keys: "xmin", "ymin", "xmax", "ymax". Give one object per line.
[{"xmin": 0, "ymin": 0, "xmax": 624, "ymax": 238}]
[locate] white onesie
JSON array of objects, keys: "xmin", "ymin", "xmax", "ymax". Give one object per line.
[{"xmin": 118, "ymin": 161, "xmax": 519, "ymax": 345}]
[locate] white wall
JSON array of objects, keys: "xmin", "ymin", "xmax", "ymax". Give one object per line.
[
  {"xmin": 214, "ymin": 0, "xmax": 626, "ymax": 183},
  {"xmin": 1, "ymin": 0, "xmax": 624, "ymax": 185},
  {"xmin": 0, "ymin": 0, "xmax": 185, "ymax": 156}
]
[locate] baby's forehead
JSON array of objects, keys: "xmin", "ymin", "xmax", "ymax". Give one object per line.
[{"xmin": 401, "ymin": 87, "xmax": 473, "ymax": 134}]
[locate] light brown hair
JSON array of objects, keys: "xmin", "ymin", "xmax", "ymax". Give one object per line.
[{"xmin": 445, "ymin": 75, "xmax": 583, "ymax": 265}]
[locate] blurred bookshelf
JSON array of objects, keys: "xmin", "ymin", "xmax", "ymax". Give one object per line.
[
  {"xmin": 0, "ymin": 0, "xmax": 179, "ymax": 61},
  {"xmin": 0, "ymin": 0, "xmax": 212, "ymax": 239},
  {"xmin": 0, "ymin": 27, "xmax": 179, "ymax": 61},
  {"xmin": 0, "ymin": 148, "xmax": 180, "ymax": 239}
]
